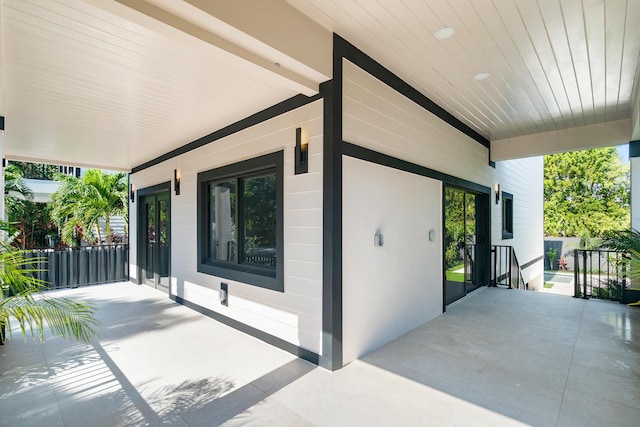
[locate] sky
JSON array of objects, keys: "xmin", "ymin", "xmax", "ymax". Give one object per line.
[{"xmin": 617, "ymin": 144, "xmax": 629, "ymax": 163}]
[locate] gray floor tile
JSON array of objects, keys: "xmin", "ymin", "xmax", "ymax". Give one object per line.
[{"xmin": 1, "ymin": 283, "xmax": 638, "ymax": 427}]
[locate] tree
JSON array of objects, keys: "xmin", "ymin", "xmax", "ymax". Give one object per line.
[
  {"xmin": 544, "ymin": 147, "xmax": 630, "ymax": 237},
  {"xmin": 3, "ymin": 164, "xmax": 54, "ymax": 249},
  {"xmin": 0, "ymin": 222, "xmax": 100, "ymax": 343},
  {"xmin": 50, "ymin": 170, "xmax": 128, "ymax": 246}
]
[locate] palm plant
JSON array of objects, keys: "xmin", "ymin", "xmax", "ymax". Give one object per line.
[
  {"xmin": 599, "ymin": 229, "xmax": 640, "ymax": 289},
  {"xmin": 0, "ymin": 222, "xmax": 100, "ymax": 343},
  {"xmin": 50, "ymin": 170, "xmax": 128, "ymax": 246}
]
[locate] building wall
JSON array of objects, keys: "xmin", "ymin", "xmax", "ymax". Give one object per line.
[
  {"xmin": 492, "ymin": 157, "xmax": 545, "ymax": 289},
  {"xmin": 130, "ymin": 100, "xmax": 324, "ymax": 355},
  {"xmin": 341, "ymin": 58, "xmax": 544, "ymax": 363},
  {"xmin": 342, "ymin": 156, "xmax": 442, "ymax": 364}
]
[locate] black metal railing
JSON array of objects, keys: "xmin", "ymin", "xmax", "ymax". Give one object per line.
[
  {"xmin": 24, "ymin": 245, "xmax": 129, "ymax": 289},
  {"xmin": 491, "ymin": 245, "xmax": 527, "ymax": 290},
  {"xmin": 573, "ymin": 249, "xmax": 629, "ymax": 301}
]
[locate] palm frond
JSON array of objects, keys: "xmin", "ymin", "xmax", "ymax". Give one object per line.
[
  {"xmin": 599, "ymin": 229, "xmax": 640, "ymax": 253},
  {"xmin": 0, "ymin": 294, "xmax": 100, "ymax": 344}
]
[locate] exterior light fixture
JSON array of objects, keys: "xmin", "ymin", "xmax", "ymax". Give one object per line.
[
  {"xmin": 294, "ymin": 127, "xmax": 308, "ymax": 175},
  {"xmin": 174, "ymin": 169, "xmax": 181, "ymax": 195},
  {"xmin": 130, "ymin": 183, "xmax": 135, "ymax": 203},
  {"xmin": 495, "ymin": 183, "xmax": 500, "ymax": 204}
]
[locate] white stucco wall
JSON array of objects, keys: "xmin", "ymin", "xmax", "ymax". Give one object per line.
[
  {"xmin": 342, "ymin": 157, "xmax": 442, "ymax": 364},
  {"xmin": 130, "ymin": 100, "xmax": 324, "ymax": 355}
]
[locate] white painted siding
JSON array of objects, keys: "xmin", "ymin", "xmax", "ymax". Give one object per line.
[
  {"xmin": 492, "ymin": 157, "xmax": 545, "ymax": 289},
  {"xmin": 130, "ymin": 100, "xmax": 323, "ymax": 354},
  {"xmin": 343, "ymin": 59, "xmax": 492, "ymax": 185},
  {"xmin": 342, "ymin": 156, "xmax": 442, "ymax": 365},
  {"xmin": 341, "ymin": 58, "xmax": 545, "ymax": 360}
]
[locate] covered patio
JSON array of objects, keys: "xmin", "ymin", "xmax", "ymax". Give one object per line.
[{"xmin": 1, "ymin": 282, "xmax": 638, "ymax": 426}]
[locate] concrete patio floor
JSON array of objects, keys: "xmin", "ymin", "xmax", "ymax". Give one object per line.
[{"xmin": 1, "ymin": 282, "xmax": 639, "ymax": 426}]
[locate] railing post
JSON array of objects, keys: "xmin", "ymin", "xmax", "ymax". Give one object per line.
[
  {"xmin": 574, "ymin": 249, "xmax": 580, "ymax": 297},
  {"xmin": 582, "ymin": 250, "xmax": 589, "ymax": 299},
  {"xmin": 508, "ymin": 247, "xmax": 512, "ymax": 289}
]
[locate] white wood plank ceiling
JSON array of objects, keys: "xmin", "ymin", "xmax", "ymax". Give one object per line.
[
  {"xmin": 288, "ymin": 0, "xmax": 640, "ymax": 142},
  {"xmin": 1, "ymin": 0, "xmax": 638, "ymax": 169},
  {"xmin": 0, "ymin": 0, "xmax": 327, "ymax": 170}
]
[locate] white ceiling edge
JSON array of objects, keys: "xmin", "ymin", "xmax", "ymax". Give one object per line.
[
  {"xmin": 491, "ymin": 119, "xmax": 632, "ymax": 161},
  {"xmin": 115, "ymin": 0, "xmax": 330, "ymax": 95}
]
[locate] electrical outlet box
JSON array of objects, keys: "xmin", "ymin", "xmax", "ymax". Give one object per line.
[{"xmin": 220, "ymin": 282, "xmax": 228, "ymax": 306}]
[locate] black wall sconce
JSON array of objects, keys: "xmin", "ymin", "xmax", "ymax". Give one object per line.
[
  {"xmin": 130, "ymin": 183, "xmax": 135, "ymax": 203},
  {"xmin": 294, "ymin": 127, "xmax": 308, "ymax": 175},
  {"xmin": 174, "ymin": 169, "xmax": 181, "ymax": 195},
  {"xmin": 495, "ymin": 183, "xmax": 500, "ymax": 204}
]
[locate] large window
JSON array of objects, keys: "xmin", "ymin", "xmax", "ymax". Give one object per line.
[
  {"xmin": 502, "ymin": 191, "xmax": 514, "ymax": 240},
  {"xmin": 197, "ymin": 152, "xmax": 283, "ymax": 291}
]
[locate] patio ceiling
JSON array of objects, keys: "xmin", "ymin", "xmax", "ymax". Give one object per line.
[{"xmin": 1, "ymin": 0, "xmax": 639, "ymax": 170}]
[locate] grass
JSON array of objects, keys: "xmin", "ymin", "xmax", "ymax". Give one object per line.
[
  {"xmin": 446, "ymin": 264, "xmax": 465, "ymax": 282},
  {"xmin": 544, "ymin": 283, "xmax": 554, "ymax": 289}
]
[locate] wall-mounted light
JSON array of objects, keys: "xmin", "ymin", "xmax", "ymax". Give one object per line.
[
  {"xmin": 130, "ymin": 183, "xmax": 135, "ymax": 203},
  {"xmin": 174, "ymin": 169, "xmax": 181, "ymax": 196},
  {"xmin": 495, "ymin": 183, "xmax": 500, "ymax": 204},
  {"xmin": 294, "ymin": 127, "xmax": 308, "ymax": 175}
]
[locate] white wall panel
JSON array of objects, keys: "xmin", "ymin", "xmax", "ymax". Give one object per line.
[
  {"xmin": 343, "ymin": 59, "xmax": 492, "ymax": 185},
  {"xmin": 492, "ymin": 156, "xmax": 545, "ymax": 289},
  {"xmin": 130, "ymin": 100, "xmax": 323, "ymax": 354},
  {"xmin": 343, "ymin": 157, "xmax": 442, "ymax": 364}
]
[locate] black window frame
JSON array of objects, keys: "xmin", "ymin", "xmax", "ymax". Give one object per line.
[
  {"xmin": 197, "ymin": 151, "xmax": 284, "ymax": 292},
  {"xmin": 502, "ymin": 191, "xmax": 514, "ymax": 240}
]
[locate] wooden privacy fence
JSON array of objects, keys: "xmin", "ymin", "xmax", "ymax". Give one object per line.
[{"xmin": 24, "ymin": 245, "xmax": 129, "ymax": 289}]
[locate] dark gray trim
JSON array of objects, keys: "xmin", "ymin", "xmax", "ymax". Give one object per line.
[
  {"xmin": 127, "ymin": 174, "xmax": 131, "ymax": 282},
  {"xmin": 501, "ymin": 191, "xmax": 514, "ymax": 240},
  {"xmin": 196, "ymin": 151, "xmax": 284, "ymax": 292},
  {"xmin": 320, "ymin": 36, "xmax": 344, "ymax": 371},
  {"xmin": 629, "ymin": 140, "xmax": 640, "ymax": 158},
  {"xmin": 170, "ymin": 294, "xmax": 319, "ymax": 364},
  {"xmin": 136, "ymin": 182, "xmax": 172, "ymax": 288},
  {"xmin": 343, "ymin": 142, "xmax": 491, "ymax": 194},
  {"xmin": 132, "ymin": 94, "xmax": 322, "ymax": 173},
  {"xmin": 521, "ymin": 255, "xmax": 544, "ymax": 270},
  {"xmin": 0, "ymin": 116, "xmax": 4, "ymax": 131},
  {"xmin": 334, "ymin": 34, "xmax": 489, "ymax": 149}
]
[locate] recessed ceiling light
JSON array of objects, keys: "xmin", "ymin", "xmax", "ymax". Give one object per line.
[
  {"xmin": 434, "ymin": 27, "xmax": 454, "ymax": 40},
  {"xmin": 473, "ymin": 72, "xmax": 490, "ymax": 81}
]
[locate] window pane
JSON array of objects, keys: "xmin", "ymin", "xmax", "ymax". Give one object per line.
[
  {"xmin": 242, "ymin": 174, "xmax": 277, "ymax": 268},
  {"xmin": 209, "ymin": 180, "xmax": 237, "ymax": 262}
]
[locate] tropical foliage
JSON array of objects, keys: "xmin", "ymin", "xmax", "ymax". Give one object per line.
[
  {"xmin": 544, "ymin": 147, "xmax": 630, "ymax": 237},
  {"xmin": 50, "ymin": 170, "xmax": 128, "ymax": 246},
  {"xmin": 0, "ymin": 222, "xmax": 100, "ymax": 343},
  {"xmin": 4, "ymin": 164, "xmax": 55, "ymax": 249}
]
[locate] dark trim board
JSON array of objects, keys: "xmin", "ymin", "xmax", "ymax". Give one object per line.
[
  {"xmin": 320, "ymin": 43, "xmax": 344, "ymax": 370},
  {"xmin": 334, "ymin": 34, "xmax": 490, "ymax": 150},
  {"xmin": 171, "ymin": 295, "xmax": 319, "ymax": 365},
  {"xmin": 630, "ymin": 140, "xmax": 640, "ymax": 158},
  {"xmin": 132, "ymin": 93, "xmax": 323, "ymax": 173}
]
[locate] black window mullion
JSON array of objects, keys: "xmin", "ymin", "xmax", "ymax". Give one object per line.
[{"xmin": 236, "ymin": 177, "xmax": 244, "ymax": 265}]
